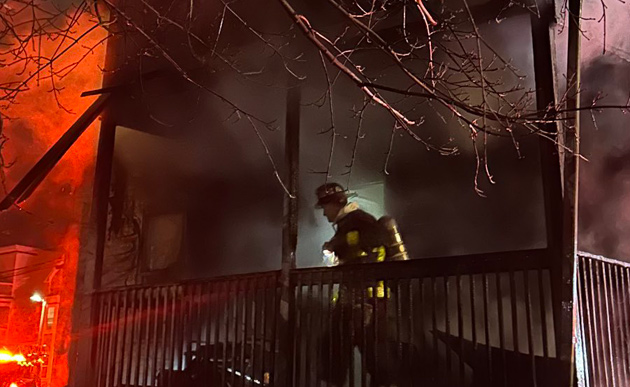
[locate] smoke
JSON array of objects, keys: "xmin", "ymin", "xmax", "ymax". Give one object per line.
[
  {"xmin": 578, "ymin": 56, "xmax": 630, "ymax": 260},
  {"xmin": 580, "ymin": 0, "xmax": 630, "ymax": 63},
  {"xmin": 572, "ymin": 0, "xmax": 630, "ymax": 261},
  {"xmin": 107, "ymin": 69, "xmax": 288, "ymax": 281}
]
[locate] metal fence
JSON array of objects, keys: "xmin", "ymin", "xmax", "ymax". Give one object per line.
[
  {"xmin": 91, "ymin": 250, "xmax": 559, "ymax": 386},
  {"xmin": 290, "ymin": 250, "xmax": 558, "ymax": 387},
  {"xmin": 576, "ymin": 252, "xmax": 630, "ymax": 387},
  {"xmin": 92, "ymin": 271, "xmax": 280, "ymax": 387}
]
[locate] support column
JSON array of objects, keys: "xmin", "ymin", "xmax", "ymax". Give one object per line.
[
  {"xmin": 91, "ymin": 115, "xmax": 116, "ymax": 292},
  {"xmin": 531, "ymin": 0, "xmax": 581, "ymax": 383},
  {"xmin": 532, "ymin": 2, "xmax": 562, "ymax": 261},
  {"xmin": 530, "ymin": 0, "xmax": 564, "ymax": 362},
  {"xmin": 276, "ymin": 84, "xmax": 301, "ymax": 386},
  {"xmin": 559, "ymin": 0, "xmax": 583, "ymax": 382},
  {"xmin": 281, "ymin": 84, "xmax": 300, "ymax": 302},
  {"xmin": 69, "ymin": 113, "xmax": 116, "ymax": 387}
]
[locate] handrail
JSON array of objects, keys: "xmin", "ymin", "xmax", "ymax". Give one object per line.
[
  {"xmin": 93, "ymin": 270, "xmax": 280, "ymax": 294},
  {"xmin": 294, "ymin": 248, "xmax": 550, "ymax": 278},
  {"xmin": 94, "ymin": 248, "xmax": 551, "ymax": 294},
  {"xmin": 578, "ymin": 250, "xmax": 630, "ymax": 268}
]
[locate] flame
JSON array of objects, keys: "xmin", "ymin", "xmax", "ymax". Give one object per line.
[
  {"xmin": 0, "ymin": 349, "xmax": 26, "ymax": 364},
  {"xmin": 0, "ymin": 5, "xmax": 106, "ymax": 387},
  {"xmin": 10, "ymin": 383, "xmax": 19, "ymax": 387}
]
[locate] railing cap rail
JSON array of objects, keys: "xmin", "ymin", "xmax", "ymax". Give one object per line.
[
  {"xmin": 93, "ymin": 248, "xmax": 553, "ymax": 294},
  {"xmin": 578, "ymin": 250, "xmax": 630, "ymax": 268},
  {"xmin": 94, "ymin": 270, "xmax": 280, "ymax": 295}
]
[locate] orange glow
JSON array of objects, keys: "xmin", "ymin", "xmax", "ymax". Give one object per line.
[
  {"xmin": 0, "ymin": 349, "xmax": 26, "ymax": 364},
  {"xmin": 1, "ymin": 5, "xmax": 106, "ymax": 387},
  {"xmin": 10, "ymin": 383, "xmax": 19, "ymax": 387},
  {"xmin": 2, "ymin": 25, "xmax": 104, "ymax": 192}
]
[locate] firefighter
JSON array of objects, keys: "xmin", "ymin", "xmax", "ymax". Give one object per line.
[
  {"xmin": 315, "ymin": 182, "xmax": 402, "ymax": 387},
  {"xmin": 316, "ymin": 182, "xmax": 388, "ymax": 266}
]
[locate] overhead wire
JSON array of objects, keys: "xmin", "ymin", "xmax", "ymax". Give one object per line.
[{"xmin": 0, "ymin": 258, "xmax": 60, "ymax": 284}]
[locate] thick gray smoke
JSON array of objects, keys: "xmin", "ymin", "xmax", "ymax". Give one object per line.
[
  {"xmin": 579, "ymin": 56, "xmax": 630, "ymax": 260},
  {"xmin": 575, "ymin": 0, "xmax": 630, "ymax": 261}
]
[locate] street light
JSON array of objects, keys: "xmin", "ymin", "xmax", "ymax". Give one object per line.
[{"xmin": 30, "ymin": 293, "xmax": 46, "ymax": 347}]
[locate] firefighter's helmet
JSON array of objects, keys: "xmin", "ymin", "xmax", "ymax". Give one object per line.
[{"xmin": 314, "ymin": 182, "xmax": 348, "ymax": 208}]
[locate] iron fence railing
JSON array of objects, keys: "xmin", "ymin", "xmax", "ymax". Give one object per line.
[
  {"xmin": 290, "ymin": 250, "xmax": 558, "ymax": 387},
  {"xmin": 92, "ymin": 271, "xmax": 279, "ymax": 387},
  {"xmin": 576, "ymin": 252, "xmax": 630, "ymax": 387},
  {"xmin": 91, "ymin": 249, "xmax": 559, "ymax": 387}
]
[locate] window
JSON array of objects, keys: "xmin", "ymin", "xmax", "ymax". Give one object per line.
[
  {"xmin": 46, "ymin": 306, "xmax": 55, "ymax": 329},
  {"xmin": 142, "ymin": 213, "xmax": 184, "ymax": 271}
]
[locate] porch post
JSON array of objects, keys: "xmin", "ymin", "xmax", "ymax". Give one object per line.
[
  {"xmin": 69, "ymin": 112, "xmax": 117, "ymax": 387},
  {"xmin": 90, "ymin": 115, "xmax": 116, "ymax": 292},
  {"xmin": 281, "ymin": 83, "xmax": 300, "ymax": 306},
  {"xmin": 277, "ymin": 84, "xmax": 301, "ymax": 386},
  {"xmin": 532, "ymin": 0, "xmax": 581, "ymax": 386},
  {"xmin": 531, "ymin": 0, "xmax": 580, "ymax": 382},
  {"xmin": 530, "ymin": 0, "xmax": 564, "ymax": 368},
  {"xmin": 559, "ymin": 0, "xmax": 583, "ymax": 383},
  {"xmin": 531, "ymin": 2, "xmax": 562, "ymax": 264}
]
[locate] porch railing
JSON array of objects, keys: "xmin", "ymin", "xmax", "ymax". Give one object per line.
[
  {"xmin": 90, "ymin": 249, "xmax": 559, "ymax": 386},
  {"xmin": 576, "ymin": 252, "xmax": 630, "ymax": 387},
  {"xmin": 291, "ymin": 249, "xmax": 558, "ymax": 387},
  {"xmin": 92, "ymin": 271, "xmax": 280, "ymax": 387}
]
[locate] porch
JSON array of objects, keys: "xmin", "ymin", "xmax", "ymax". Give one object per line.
[
  {"xmin": 84, "ymin": 250, "xmax": 630, "ymax": 387},
  {"xmin": 90, "ymin": 249, "xmax": 563, "ymax": 387}
]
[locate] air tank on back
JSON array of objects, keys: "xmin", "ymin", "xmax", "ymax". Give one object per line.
[{"xmin": 378, "ymin": 216, "xmax": 409, "ymax": 261}]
